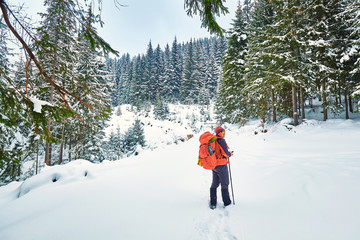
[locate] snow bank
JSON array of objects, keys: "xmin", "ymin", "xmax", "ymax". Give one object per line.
[{"xmin": 17, "ymin": 160, "xmax": 95, "ymax": 197}]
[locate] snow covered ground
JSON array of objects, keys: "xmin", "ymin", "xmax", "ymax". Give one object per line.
[
  {"xmin": 1, "ymin": 117, "xmax": 360, "ymax": 240},
  {"xmin": 105, "ymin": 104, "xmax": 215, "ymax": 149}
]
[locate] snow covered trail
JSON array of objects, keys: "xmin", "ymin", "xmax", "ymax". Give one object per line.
[
  {"xmin": 225, "ymin": 119, "xmax": 360, "ymax": 240},
  {"xmin": 0, "ymin": 119, "xmax": 360, "ymax": 240}
]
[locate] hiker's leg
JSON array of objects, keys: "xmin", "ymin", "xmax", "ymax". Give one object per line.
[
  {"xmin": 218, "ymin": 164, "xmax": 231, "ymax": 206},
  {"xmin": 210, "ymin": 167, "xmax": 220, "ymax": 189},
  {"xmin": 221, "ymin": 188, "xmax": 231, "ymax": 206},
  {"xmin": 210, "ymin": 168, "xmax": 220, "ymax": 207}
]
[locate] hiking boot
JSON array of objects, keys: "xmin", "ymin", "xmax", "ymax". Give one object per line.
[
  {"xmin": 210, "ymin": 188, "xmax": 217, "ymax": 209},
  {"xmin": 209, "ymin": 202, "xmax": 217, "ymax": 209}
]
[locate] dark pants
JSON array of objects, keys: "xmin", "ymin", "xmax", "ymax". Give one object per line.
[
  {"xmin": 210, "ymin": 164, "xmax": 231, "ymax": 206},
  {"xmin": 211, "ymin": 164, "xmax": 229, "ymax": 189}
]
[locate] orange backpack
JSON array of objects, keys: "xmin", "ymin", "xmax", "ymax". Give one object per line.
[{"xmin": 197, "ymin": 132, "xmax": 216, "ymax": 170}]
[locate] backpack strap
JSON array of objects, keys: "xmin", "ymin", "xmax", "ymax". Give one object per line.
[{"xmin": 215, "ymin": 139, "xmax": 225, "ymax": 159}]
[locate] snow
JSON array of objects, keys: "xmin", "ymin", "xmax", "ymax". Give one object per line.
[
  {"xmin": 29, "ymin": 96, "xmax": 53, "ymax": 113},
  {"xmin": 105, "ymin": 104, "xmax": 203, "ymax": 149},
  {"xmin": 1, "ymin": 117, "xmax": 360, "ymax": 239}
]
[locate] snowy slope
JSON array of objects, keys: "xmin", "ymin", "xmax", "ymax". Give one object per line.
[{"xmin": 0, "ymin": 119, "xmax": 360, "ymax": 240}]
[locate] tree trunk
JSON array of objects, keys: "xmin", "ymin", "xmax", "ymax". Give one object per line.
[
  {"xmin": 44, "ymin": 142, "xmax": 48, "ymax": 165},
  {"xmin": 260, "ymin": 111, "xmax": 265, "ymax": 125},
  {"xmin": 300, "ymin": 87, "xmax": 305, "ymax": 121},
  {"xmin": 292, "ymin": 85, "xmax": 298, "ymax": 126},
  {"xmin": 36, "ymin": 141, "xmax": 39, "ymax": 174},
  {"xmin": 298, "ymin": 89, "xmax": 301, "ymax": 116},
  {"xmin": 45, "ymin": 133, "xmax": 52, "ymax": 166},
  {"xmin": 335, "ymin": 85, "xmax": 339, "ymax": 105},
  {"xmin": 349, "ymin": 95, "xmax": 353, "ymax": 113},
  {"xmin": 82, "ymin": 127, "xmax": 86, "ymax": 158},
  {"xmin": 322, "ymin": 80, "xmax": 328, "ymax": 121},
  {"xmin": 68, "ymin": 137, "xmax": 72, "ymax": 162},
  {"xmin": 11, "ymin": 163, "xmax": 15, "ymax": 180},
  {"xmin": 17, "ymin": 159, "xmax": 21, "ymax": 178},
  {"xmin": 79, "ymin": 126, "xmax": 82, "ymax": 159},
  {"xmin": 271, "ymin": 88, "xmax": 276, "ymax": 122},
  {"xmin": 338, "ymin": 85, "xmax": 342, "ymax": 104},
  {"xmin": 344, "ymin": 88, "xmax": 349, "ymax": 119},
  {"xmin": 45, "ymin": 86, "xmax": 55, "ymax": 165},
  {"xmin": 58, "ymin": 124, "xmax": 65, "ymax": 165},
  {"xmin": 45, "ymin": 40, "xmax": 58, "ymax": 166}
]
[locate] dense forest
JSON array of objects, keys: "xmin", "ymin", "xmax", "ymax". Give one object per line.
[
  {"xmin": 217, "ymin": 0, "xmax": 360, "ymax": 125},
  {"xmin": 107, "ymin": 37, "xmax": 226, "ymax": 107},
  {"xmin": 1, "ymin": 0, "xmax": 360, "ymax": 184}
]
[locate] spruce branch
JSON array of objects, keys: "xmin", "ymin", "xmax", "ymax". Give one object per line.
[{"xmin": 1, "ymin": 0, "xmax": 92, "ymax": 121}]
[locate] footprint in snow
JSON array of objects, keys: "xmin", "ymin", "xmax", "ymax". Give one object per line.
[{"xmin": 194, "ymin": 206, "xmax": 239, "ymax": 240}]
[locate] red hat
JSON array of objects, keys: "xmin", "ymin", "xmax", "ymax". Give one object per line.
[{"xmin": 215, "ymin": 126, "xmax": 225, "ymax": 135}]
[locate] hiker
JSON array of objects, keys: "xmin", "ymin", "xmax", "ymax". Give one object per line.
[{"xmin": 209, "ymin": 126, "xmax": 233, "ymax": 209}]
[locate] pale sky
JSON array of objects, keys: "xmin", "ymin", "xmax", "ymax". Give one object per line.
[
  {"xmin": 12, "ymin": 0, "xmax": 239, "ymax": 57},
  {"xmin": 98, "ymin": 0, "xmax": 239, "ymax": 56}
]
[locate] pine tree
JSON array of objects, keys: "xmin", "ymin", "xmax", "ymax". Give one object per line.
[
  {"xmin": 0, "ymin": 20, "xmax": 22, "ymax": 181},
  {"xmin": 194, "ymin": 40, "xmax": 208, "ymax": 105},
  {"xmin": 153, "ymin": 44, "xmax": 164, "ymax": 96},
  {"xmin": 68, "ymin": 7, "xmax": 111, "ymax": 162},
  {"xmin": 206, "ymin": 38, "xmax": 220, "ymax": 95},
  {"xmin": 154, "ymin": 93, "xmax": 169, "ymax": 120},
  {"xmin": 35, "ymin": 0, "xmax": 79, "ymax": 165},
  {"xmin": 327, "ymin": 0, "xmax": 356, "ymax": 118},
  {"xmin": 181, "ymin": 39, "xmax": 196, "ymax": 103},
  {"xmin": 344, "ymin": 0, "xmax": 360, "ymax": 108},
  {"xmin": 265, "ymin": 0, "xmax": 310, "ymax": 125},
  {"xmin": 143, "ymin": 41, "xmax": 155, "ymax": 101},
  {"xmin": 106, "ymin": 127, "xmax": 123, "ymax": 161},
  {"xmin": 117, "ymin": 54, "xmax": 132, "ymax": 104},
  {"xmin": 109, "ymin": 57, "xmax": 121, "ymax": 106},
  {"xmin": 304, "ymin": 0, "xmax": 335, "ymax": 121},
  {"xmin": 242, "ymin": 0, "xmax": 275, "ymax": 123},
  {"xmin": 132, "ymin": 119, "xmax": 146, "ymax": 148},
  {"xmin": 123, "ymin": 119, "xmax": 145, "ymax": 155},
  {"xmin": 129, "ymin": 55, "xmax": 144, "ymax": 106},
  {"xmin": 216, "ymin": 2, "xmax": 249, "ymax": 124},
  {"xmin": 161, "ymin": 44, "xmax": 173, "ymax": 100},
  {"xmin": 12, "ymin": 56, "xmax": 28, "ymax": 93},
  {"xmin": 169, "ymin": 37, "xmax": 183, "ymax": 101}
]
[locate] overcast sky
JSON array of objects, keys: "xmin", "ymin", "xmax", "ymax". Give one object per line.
[
  {"xmin": 98, "ymin": 0, "xmax": 239, "ymax": 56},
  {"xmin": 13, "ymin": 0, "xmax": 239, "ymax": 57}
]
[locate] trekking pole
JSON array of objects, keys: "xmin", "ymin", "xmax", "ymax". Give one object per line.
[{"xmin": 228, "ymin": 154, "xmax": 235, "ymax": 205}]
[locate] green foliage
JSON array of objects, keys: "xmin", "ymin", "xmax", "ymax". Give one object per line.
[
  {"xmin": 216, "ymin": 3, "xmax": 250, "ymax": 124},
  {"xmin": 122, "ymin": 119, "xmax": 146, "ymax": 155},
  {"xmin": 154, "ymin": 94, "xmax": 169, "ymax": 120},
  {"xmin": 184, "ymin": 0, "xmax": 229, "ymax": 37},
  {"xmin": 218, "ymin": 0, "xmax": 359, "ymax": 124},
  {"xmin": 1, "ymin": 0, "xmax": 115, "ymax": 183},
  {"xmin": 111, "ymin": 37, "xmax": 225, "ymax": 107}
]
